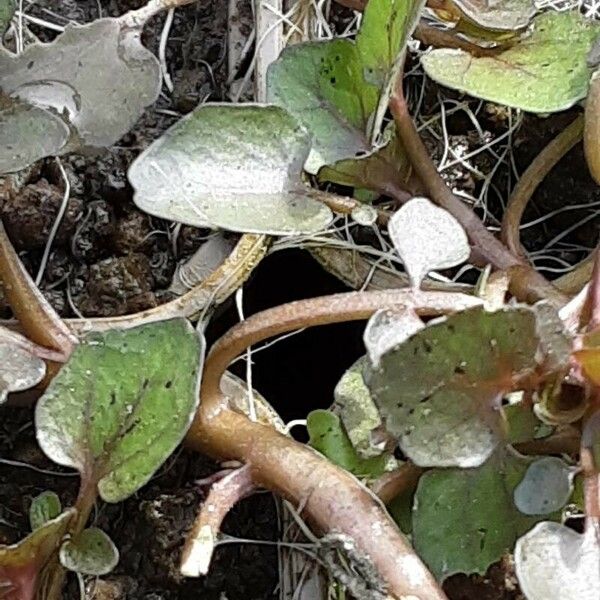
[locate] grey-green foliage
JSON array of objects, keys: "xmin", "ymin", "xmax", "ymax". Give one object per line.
[
  {"xmin": 0, "ymin": 18, "xmax": 161, "ymax": 174},
  {"xmin": 35, "ymin": 319, "xmax": 203, "ymax": 503},
  {"xmin": 421, "ymin": 12, "xmax": 600, "ymax": 113},
  {"xmin": 366, "ymin": 305, "xmax": 569, "ymax": 468},
  {"xmin": 29, "ymin": 491, "xmax": 62, "ymax": 531},
  {"xmin": 129, "ymin": 104, "xmax": 333, "ymax": 235},
  {"xmin": 59, "ymin": 527, "xmax": 119, "ymax": 576}
]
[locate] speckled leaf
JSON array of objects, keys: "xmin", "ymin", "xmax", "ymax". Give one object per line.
[
  {"xmin": 59, "ymin": 527, "xmax": 118, "ymax": 576},
  {"xmin": 333, "ymin": 357, "xmax": 384, "ymax": 459},
  {"xmin": 515, "ymin": 520, "xmax": 600, "ymax": 600},
  {"xmin": 421, "ymin": 12, "xmax": 600, "ymax": 113},
  {"xmin": 129, "ymin": 104, "xmax": 332, "ymax": 235},
  {"xmin": 35, "ymin": 319, "xmax": 203, "ymax": 503},
  {"xmin": 29, "ymin": 491, "xmax": 61, "ymax": 531},
  {"xmin": 451, "ymin": 0, "xmax": 536, "ymax": 32},
  {"xmin": 317, "ymin": 126, "xmax": 412, "ymax": 195},
  {"xmin": 0, "ymin": 509, "xmax": 74, "ymax": 600},
  {"xmin": 367, "ymin": 305, "xmax": 559, "ymax": 468},
  {"xmin": 1, "ymin": 0, "xmax": 14, "ymax": 33},
  {"xmin": 0, "ymin": 18, "xmax": 160, "ymax": 171},
  {"xmin": 388, "ymin": 197, "xmax": 470, "ymax": 288},
  {"xmin": 0, "ymin": 96, "xmax": 69, "ymax": 174},
  {"xmin": 307, "ymin": 410, "xmax": 396, "ymax": 478},
  {"xmin": 363, "ymin": 307, "xmax": 424, "ymax": 368},
  {"xmin": 513, "ymin": 456, "xmax": 573, "ymax": 515},
  {"xmin": 413, "ymin": 450, "xmax": 562, "ymax": 580},
  {"xmin": 0, "ymin": 337, "xmax": 46, "ymax": 404},
  {"xmin": 267, "ymin": 0, "xmax": 424, "ymax": 173}
]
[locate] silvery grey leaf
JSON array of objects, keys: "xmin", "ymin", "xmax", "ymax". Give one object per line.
[
  {"xmin": 515, "ymin": 520, "xmax": 600, "ymax": 600},
  {"xmin": 388, "ymin": 197, "xmax": 470, "ymax": 288},
  {"xmin": 129, "ymin": 104, "xmax": 333, "ymax": 235},
  {"xmin": 0, "ymin": 339, "xmax": 46, "ymax": 404}
]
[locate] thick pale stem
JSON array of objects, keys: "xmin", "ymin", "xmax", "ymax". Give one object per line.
[
  {"xmin": 186, "ymin": 290, "xmax": 481, "ymax": 600},
  {"xmin": 120, "ymin": 0, "xmax": 197, "ymax": 28}
]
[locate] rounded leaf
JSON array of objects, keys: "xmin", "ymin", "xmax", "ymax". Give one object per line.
[
  {"xmin": 388, "ymin": 197, "xmax": 469, "ymax": 288},
  {"xmin": 29, "ymin": 491, "xmax": 62, "ymax": 531},
  {"xmin": 35, "ymin": 319, "xmax": 203, "ymax": 502},
  {"xmin": 0, "ymin": 340, "xmax": 46, "ymax": 404},
  {"xmin": 129, "ymin": 104, "xmax": 332, "ymax": 235},
  {"xmin": 59, "ymin": 528, "xmax": 119, "ymax": 576}
]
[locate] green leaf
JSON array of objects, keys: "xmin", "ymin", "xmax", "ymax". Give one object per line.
[
  {"xmin": 59, "ymin": 528, "xmax": 118, "ymax": 576},
  {"xmin": 515, "ymin": 520, "xmax": 600, "ymax": 600},
  {"xmin": 29, "ymin": 491, "xmax": 61, "ymax": 531},
  {"xmin": 0, "ymin": 19, "xmax": 161, "ymax": 173},
  {"xmin": 0, "ymin": 95, "xmax": 70, "ymax": 175},
  {"xmin": 307, "ymin": 409, "xmax": 395, "ymax": 478},
  {"xmin": 513, "ymin": 456, "xmax": 573, "ymax": 515},
  {"xmin": 366, "ymin": 305, "xmax": 569, "ymax": 468},
  {"xmin": 0, "ymin": 509, "xmax": 74, "ymax": 599},
  {"xmin": 0, "ymin": 0, "xmax": 14, "ymax": 34},
  {"xmin": 129, "ymin": 104, "xmax": 333, "ymax": 235},
  {"xmin": 412, "ymin": 449, "xmax": 564, "ymax": 580},
  {"xmin": 267, "ymin": 0, "xmax": 425, "ymax": 173},
  {"xmin": 451, "ymin": 0, "xmax": 536, "ymax": 32},
  {"xmin": 317, "ymin": 125, "xmax": 412, "ymax": 196},
  {"xmin": 35, "ymin": 319, "xmax": 203, "ymax": 503},
  {"xmin": 504, "ymin": 402, "xmax": 553, "ymax": 445},
  {"xmin": 421, "ymin": 12, "xmax": 600, "ymax": 113},
  {"xmin": 333, "ymin": 357, "xmax": 384, "ymax": 459}
]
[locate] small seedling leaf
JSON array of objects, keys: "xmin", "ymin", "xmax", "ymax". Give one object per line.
[
  {"xmin": 0, "ymin": 509, "xmax": 74, "ymax": 600},
  {"xmin": 267, "ymin": 0, "xmax": 424, "ymax": 173},
  {"xmin": 364, "ymin": 307, "xmax": 424, "ymax": 368},
  {"xmin": 59, "ymin": 527, "xmax": 119, "ymax": 576},
  {"xmin": 504, "ymin": 402, "xmax": 553, "ymax": 445},
  {"xmin": 129, "ymin": 104, "xmax": 332, "ymax": 235},
  {"xmin": 0, "ymin": 95, "xmax": 70, "ymax": 174},
  {"xmin": 0, "ymin": 339, "xmax": 46, "ymax": 404},
  {"xmin": 513, "ymin": 456, "xmax": 574, "ymax": 515},
  {"xmin": 451, "ymin": 0, "xmax": 536, "ymax": 32},
  {"xmin": 515, "ymin": 520, "xmax": 600, "ymax": 600},
  {"xmin": 421, "ymin": 12, "xmax": 600, "ymax": 113},
  {"xmin": 333, "ymin": 357, "xmax": 384, "ymax": 459},
  {"xmin": 35, "ymin": 319, "xmax": 203, "ymax": 503},
  {"xmin": 388, "ymin": 197, "xmax": 470, "ymax": 288},
  {"xmin": 367, "ymin": 305, "xmax": 565, "ymax": 468},
  {"xmin": 29, "ymin": 491, "xmax": 62, "ymax": 531},
  {"xmin": 413, "ymin": 449, "xmax": 564, "ymax": 580},
  {"xmin": 0, "ymin": 18, "xmax": 160, "ymax": 173},
  {"xmin": 307, "ymin": 409, "xmax": 396, "ymax": 478}
]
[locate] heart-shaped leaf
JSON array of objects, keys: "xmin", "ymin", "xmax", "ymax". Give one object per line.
[
  {"xmin": 515, "ymin": 520, "xmax": 600, "ymax": 600},
  {"xmin": 59, "ymin": 527, "xmax": 118, "ymax": 576},
  {"xmin": 307, "ymin": 409, "xmax": 396, "ymax": 478},
  {"xmin": 0, "ymin": 18, "xmax": 161, "ymax": 173},
  {"xmin": 0, "ymin": 509, "xmax": 74, "ymax": 600},
  {"xmin": 29, "ymin": 491, "xmax": 62, "ymax": 531},
  {"xmin": 366, "ymin": 305, "xmax": 569, "ymax": 468},
  {"xmin": 35, "ymin": 319, "xmax": 203, "ymax": 502},
  {"xmin": 421, "ymin": 12, "xmax": 600, "ymax": 113},
  {"xmin": 267, "ymin": 0, "xmax": 424, "ymax": 173},
  {"xmin": 129, "ymin": 104, "xmax": 333, "ymax": 235},
  {"xmin": 388, "ymin": 197, "xmax": 470, "ymax": 288},
  {"xmin": 413, "ymin": 449, "xmax": 567, "ymax": 581}
]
